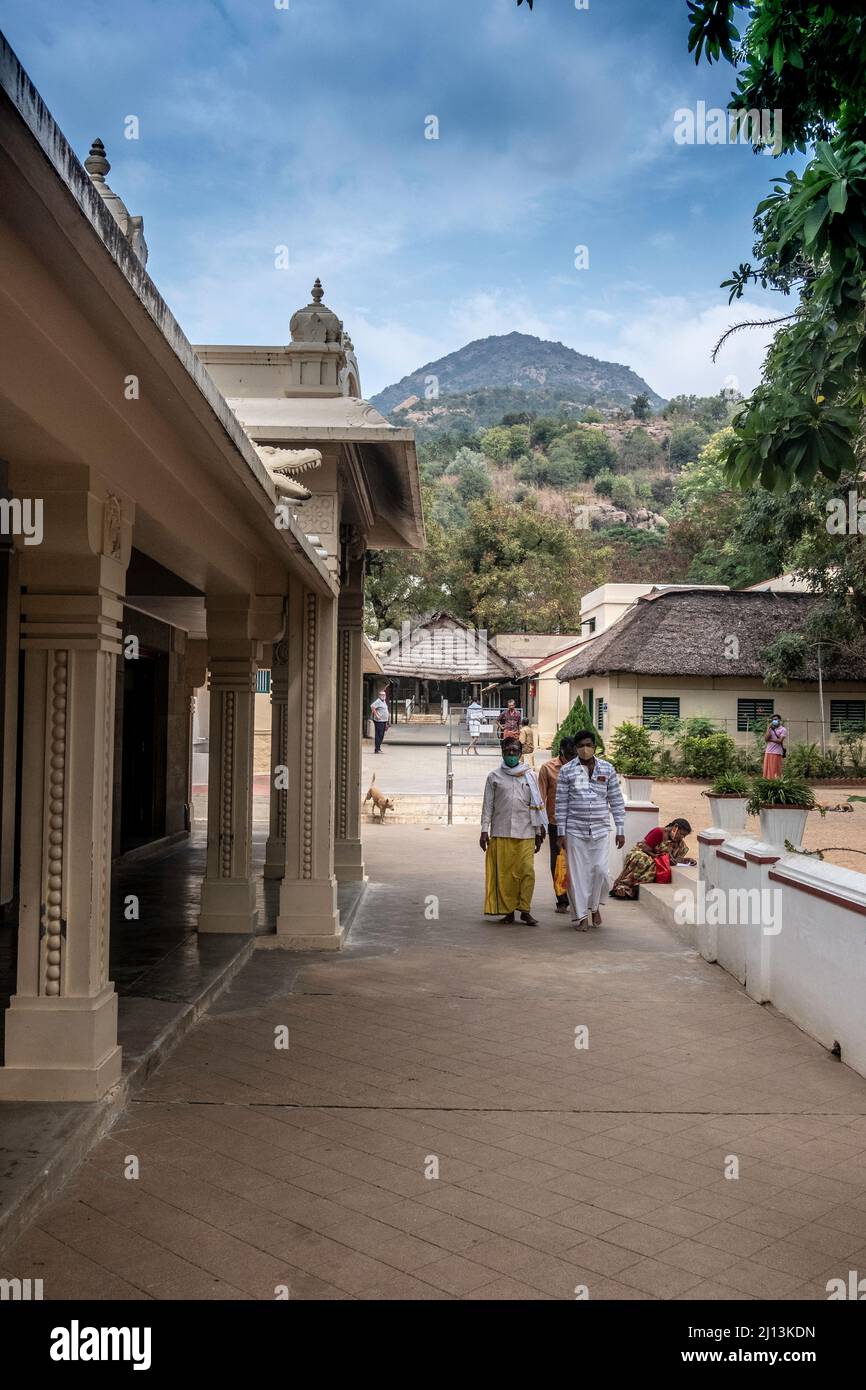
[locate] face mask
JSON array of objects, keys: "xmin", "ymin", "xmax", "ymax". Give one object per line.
[{"xmin": 503, "ymin": 754, "xmax": 520, "ymax": 768}]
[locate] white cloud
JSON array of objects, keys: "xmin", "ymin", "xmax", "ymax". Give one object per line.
[{"xmin": 585, "ymin": 294, "xmax": 780, "ymax": 398}]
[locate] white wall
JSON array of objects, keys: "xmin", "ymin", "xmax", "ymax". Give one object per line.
[{"xmin": 692, "ymin": 832, "xmax": 866, "ymax": 1081}]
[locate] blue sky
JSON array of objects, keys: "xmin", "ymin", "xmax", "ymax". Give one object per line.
[{"xmin": 3, "ymin": 0, "xmax": 797, "ymax": 399}]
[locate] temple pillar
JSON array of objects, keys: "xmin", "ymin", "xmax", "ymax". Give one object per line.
[
  {"xmin": 197, "ymin": 598, "xmax": 260, "ymax": 934},
  {"xmin": 334, "ymin": 542, "xmax": 366, "ymax": 882},
  {"xmin": 264, "ymin": 640, "xmax": 289, "ymax": 878},
  {"xmin": 0, "ymin": 479, "xmax": 131, "ymax": 1101},
  {"xmin": 275, "ymin": 578, "xmax": 341, "ymax": 947}
]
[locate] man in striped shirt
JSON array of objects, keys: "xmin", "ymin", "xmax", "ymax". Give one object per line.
[{"xmin": 555, "ymin": 729, "xmax": 626, "ymax": 931}]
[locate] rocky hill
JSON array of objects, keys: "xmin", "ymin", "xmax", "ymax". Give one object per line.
[{"xmin": 370, "ymin": 332, "xmax": 664, "ymax": 434}]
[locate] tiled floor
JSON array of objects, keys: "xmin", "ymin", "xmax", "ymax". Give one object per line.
[{"xmin": 3, "ymin": 824, "xmax": 866, "ymax": 1301}]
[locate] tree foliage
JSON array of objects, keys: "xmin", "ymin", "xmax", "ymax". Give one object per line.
[{"xmin": 450, "ymin": 494, "xmax": 610, "ymax": 633}]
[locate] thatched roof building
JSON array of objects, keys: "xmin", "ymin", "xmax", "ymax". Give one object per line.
[{"xmin": 557, "ymin": 589, "xmax": 866, "ymax": 684}]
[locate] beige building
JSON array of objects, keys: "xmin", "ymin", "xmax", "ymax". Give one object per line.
[
  {"xmin": 558, "ymin": 587, "xmax": 866, "ymax": 746},
  {"xmin": 0, "ymin": 39, "xmax": 423, "ymax": 1101}
]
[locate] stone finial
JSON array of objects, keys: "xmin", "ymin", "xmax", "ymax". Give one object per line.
[
  {"xmin": 84, "ymin": 138, "xmax": 111, "ymax": 184},
  {"xmin": 311, "ymin": 278, "xmax": 324, "ymax": 304},
  {"xmin": 83, "ymin": 137, "xmax": 148, "ymax": 268}
]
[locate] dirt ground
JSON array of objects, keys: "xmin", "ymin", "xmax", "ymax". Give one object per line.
[{"xmin": 654, "ymin": 781, "xmax": 866, "ymax": 874}]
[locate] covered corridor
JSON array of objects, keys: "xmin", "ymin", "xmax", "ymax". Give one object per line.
[{"xmin": 3, "ymin": 823, "xmax": 866, "ymax": 1300}]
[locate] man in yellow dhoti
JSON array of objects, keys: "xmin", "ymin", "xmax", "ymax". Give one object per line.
[{"xmin": 480, "ymin": 737, "xmax": 547, "ymax": 925}]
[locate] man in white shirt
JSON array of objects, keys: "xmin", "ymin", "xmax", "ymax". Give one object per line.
[
  {"xmin": 555, "ymin": 729, "xmax": 625, "ymax": 931},
  {"xmin": 370, "ymin": 689, "xmax": 389, "ymax": 753}
]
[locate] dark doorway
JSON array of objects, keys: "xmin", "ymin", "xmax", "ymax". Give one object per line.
[{"xmin": 120, "ymin": 649, "xmax": 168, "ymax": 851}]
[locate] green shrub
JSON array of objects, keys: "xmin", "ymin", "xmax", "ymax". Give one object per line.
[
  {"xmin": 610, "ymin": 476, "xmax": 635, "ymax": 511},
  {"xmin": 785, "ymin": 742, "xmax": 822, "ymax": 778},
  {"xmin": 709, "ymin": 771, "xmax": 749, "ymax": 796},
  {"xmin": 676, "ymin": 728, "xmax": 736, "ymax": 779},
  {"xmin": 609, "ymin": 721, "xmax": 656, "ymax": 776},
  {"xmin": 746, "ymin": 776, "xmax": 816, "ymax": 816},
  {"xmin": 552, "ymin": 696, "xmax": 603, "ymax": 756},
  {"xmin": 594, "ymin": 471, "xmax": 614, "ymax": 497}
]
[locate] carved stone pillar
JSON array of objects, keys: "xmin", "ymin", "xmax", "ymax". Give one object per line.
[
  {"xmin": 197, "ymin": 599, "xmax": 259, "ymax": 934},
  {"xmin": 334, "ymin": 540, "xmax": 366, "ymax": 881},
  {"xmin": 264, "ymin": 639, "xmax": 289, "ymax": 878},
  {"xmin": 0, "ymin": 481, "xmax": 131, "ymax": 1101},
  {"xmin": 275, "ymin": 578, "xmax": 341, "ymax": 947}
]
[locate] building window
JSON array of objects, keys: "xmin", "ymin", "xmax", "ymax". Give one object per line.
[
  {"xmin": 737, "ymin": 698, "xmax": 774, "ymax": 732},
  {"xmin": 583, "ymin": 617, "xmax": 597, "ymax": 634},
  {"xmin": 596, "ymin": 697, "xmax": 604, "ymax": 733},
  {"xmin": 255, "ymin": 670, "xmax": 271, "ymax": 695},
  {"xmin": 642, "ymin": 697, "xmax": 680, "ymax": 729},
  {"xmin": 831, "ymin": 700, "xmax": 866, "ymax": 732}
]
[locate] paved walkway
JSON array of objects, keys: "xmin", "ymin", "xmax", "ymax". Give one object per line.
[{"xmin": 4, "ymin": 824, "xmax": 866, "ymax": 1301}]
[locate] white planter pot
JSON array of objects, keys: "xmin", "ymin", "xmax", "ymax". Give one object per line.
[
  {"xmin": 705, "ymin": 794, "xmax": 748, "ymax": 832},
  {"xmin": 624, "ymin": 776, "xmax": 653, "ymax": 802},
  {"xmin": 759, "ymin": 806, "xmax": 809, "ymax": 848}
]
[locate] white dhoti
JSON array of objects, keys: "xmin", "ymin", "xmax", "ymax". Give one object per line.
[{"xmin": 565, "ymin": 834, "xmax": 610, "ymax": 922}]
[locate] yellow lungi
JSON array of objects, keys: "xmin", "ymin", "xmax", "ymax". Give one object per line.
[{"xmin": 484, "ymin": 836, "xmax": 535, "ymax": 914}]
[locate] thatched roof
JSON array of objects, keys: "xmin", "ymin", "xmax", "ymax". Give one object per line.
[
  {"xmin": 380, "ymin": 611, "xmax": 521, "ymax": 681},
  {"xmin": 556, "ymin": 589, "xmax": 866, "ymax": 683}
]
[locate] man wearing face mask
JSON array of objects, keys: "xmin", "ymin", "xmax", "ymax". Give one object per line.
[
  {"xmin": 555, "ymin": 729, "xmax": 625, "ymax": 931},
  {"xmin": 480, "ymin": 737, "xmax": 547, "ymax": 925}
]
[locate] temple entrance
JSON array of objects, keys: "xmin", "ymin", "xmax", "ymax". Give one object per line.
[{"xmin": 119, "ymin": 648, "xmax": 168, "ymax": 852}]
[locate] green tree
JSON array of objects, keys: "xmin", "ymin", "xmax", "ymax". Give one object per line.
[
  {"xmin": 619, "ymin": 427, "xmax": 661, "ymax": 471},
  {"xmin": 684, "ymin": 3, "xmax": 866, "ymax": 493},
  {"xmin": 580, "ymin": 406, "xmax": 604, "ymax": 424},
  {"xmin": 478, "ymin": 426, "xmax": 512, "ymax": 463},
  {"xmin": 364, "ymin": 493, "xmax": 452, "ymax": 633},
  {"xmin": 669, "ymin": 423, "xmax": 709, "ymax": 470},
  {"xmin": 451, "ymin": 495, "xmax": 610, "ymax": 633},
  {"xmin": 610, "ymin": 476, "xmax": 636, "ymax": 512},
  {"xmin": 449, "ymin": 447, "xmax": 491, "ymax": 503},
  {"xmin": 552, "ymin": 694, "xmax": 604, "ymax": 757},
  {"xmin": 632, "ymin": 392, "xmax": 652, "ymax": 421}
]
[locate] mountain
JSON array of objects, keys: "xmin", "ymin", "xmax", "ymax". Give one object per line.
[{"xmin": 370, "ymin": 332, "xmax": 664, "ymax": 434}]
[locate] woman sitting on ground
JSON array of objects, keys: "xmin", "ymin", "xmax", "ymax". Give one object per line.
[{"xmin": 609, "ymin": 818, "xmax": 693, "ymax": 900}]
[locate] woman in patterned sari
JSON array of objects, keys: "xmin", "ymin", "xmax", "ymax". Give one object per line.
[{"xmin": 610, "ymin": 819, "xmax": 693, "ymax": 900}]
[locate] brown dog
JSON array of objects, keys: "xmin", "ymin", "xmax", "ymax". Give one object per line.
[{"xmin": 364, "ymin": 774, "xmax": 394, "ymax": 823}]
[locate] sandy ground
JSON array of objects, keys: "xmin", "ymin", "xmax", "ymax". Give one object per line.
[{"xmin": 653, "ymin": 782, "xmax": 866, "ymax": 874}]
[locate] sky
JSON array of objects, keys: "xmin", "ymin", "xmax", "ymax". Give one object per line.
[{"xmin": 2, "ymin": 0, "xmax": 800, "ymax": 400}]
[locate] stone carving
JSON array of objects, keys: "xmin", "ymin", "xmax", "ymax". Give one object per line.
[
  {"xmin": 302, "ymin": 594, "xmax": 316, "ymax": 878},
  {"xmin": 220, "ymin": 691, "xmax": 235, "ymax": 878},
  {"xmin": 43, "ymin": 650, "xmax": 67, "ymax": 996},
  {"xmin": 103, "ymin": 493, "xmax": 122, "ymax": 558},
  {"xmin": 294, "ymin": 493, "xmax": 336, "ymax": 537}
]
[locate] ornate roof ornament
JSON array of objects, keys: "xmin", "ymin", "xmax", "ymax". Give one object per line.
[
  {"xmin": 289, "ymin": 279, "xmax": 345, "ymax": 345},
  {"xmin": 84, "ymin": 138, "xmax": 148, "ymax": 266},
  {"xmin": 253, "ymin": 444, "xmax": 318, "ymax": 499}
]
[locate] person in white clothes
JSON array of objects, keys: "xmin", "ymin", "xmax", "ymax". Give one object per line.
[
  {"xmin": 466, "ymin": 698, "xmax": 483, "ymax": 754},
  {"xmin": 555, "ymin": 729, "xmax": 625, "ymax": 932}
]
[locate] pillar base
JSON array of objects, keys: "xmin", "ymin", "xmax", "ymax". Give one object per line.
[
  {"xmin": 263, "ymin": 835, "xmax": 285, "ymax": 880},
  {"xmin": 334, "ymin": 838, "xmax": 366, "ymax": 883},
  {"xmin": 0, "ymin": 985, "xmax": 122, "ymax": 1101},
  {"xmin": 197, "ymin": 877, "xmax": 258, "ymax": 934},
  {"xmin": 276, "ymin": 876, "xmax": 341, "ymax": 947}
]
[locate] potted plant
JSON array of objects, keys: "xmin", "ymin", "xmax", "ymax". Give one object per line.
[
  {"xmin": 620, "ymin": 758, "xmax": 655, "ymax": 802},
  {"xmin": 746, "ymin": 775, "xmax": 816, "ymax": 848},
  {"xmin": 704, "ymin": 771, "xmax": 749, "ymax": 832},
  {"xmin": 609, "ymin": 722, "xmax": 655, "ymax": 801}
]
